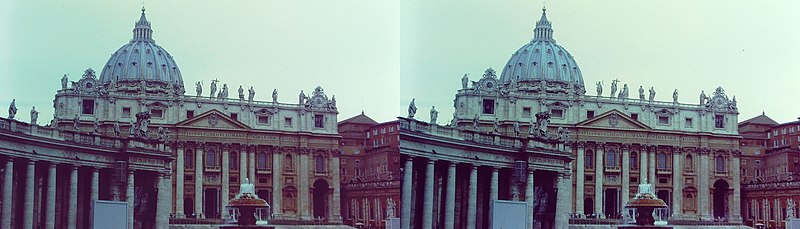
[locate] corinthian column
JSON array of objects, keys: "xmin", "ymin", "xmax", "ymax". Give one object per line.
[
  {"xmin": 466, "ymin": 165, "xmax": 477, "ymax": 229},
  {"xmin": 69, "ymin": 166, "xmax": 79, "ymax": 229},
  {"xmin": 45, "ymin": 163, "xmax": 56, "ymax": 229},
  {"xmin": 575, "ymin": 142, "xmax": 585, "ymax": 216},
  {"xmin": 649, "ymin": 147, "xmax": 656, "ymax": 186},
  {"xmin": 195, "ymin": 144, "xmax": 205, "ymax": 218},
  {"xmin": 730, "ymin": 152, "xmax": 742, "ymax": 222},
  {"xmin": 672, "ymin": 148, "xmax": 683, "ymax": 218},
  {"xmin": 239, "ymin": 146, "xmax": 247, "ymax": 184},
  {"xmin": 526, "ymin": 169, "xmax": 535, "ymax": 229},
  {"xmin": 156, "ymin": 174, "xmax": 170, "ymax": 229},
  {"xmin": 621, "ymin": 144, "xmax": 630, "ymax": 209},
  {"xmin": 490, "ymin": 167, "xmax": 499, "ymax": 201},
  {"xmin": 23, "ymin": 161, "xmax": 35, "ymax": 229},
  {"xmin": 595, "ymin": 144, "xmax": 605, "ymax": 218},
  {"xmin": 272, "ymin": 150, "xmax": 283, "ymax": 217},
  {"xmin": 298, "ymin": 152, "xmax": 311, "ymax": 220},
  {"xmin": 248, "ymin": 147, "xmax": 255, "ymax": 183},
  {"xmin": 1, "ymin": 158, "xmax": 12, "ymax": 229},
  {"xmin": 221, "ymin": 144, "xmax": 230, "ymax": 217},
  {"xmin": 555, "ymin": 173, "xmax": 572, "ymax": 229},
  {"xmin": 444, "ymin": 162, "xmax": 456, "ymax": 229},
  {"xmin": 698, "ymin": 149, "xmax": 710, "ymax": 220},
  {"xmin": 422, "ymin": 159, "xmax": 435, "ymax": 229},
  {"xmin": 176, "ymin": 143, "xmax": 185, "ymax": 218},
  {"xmin": 329, "ymin": 152, "xmax": 342, "ymax": 222},
  {"xmin": 401, "ymin": 157, "xmax": 413, "ymax": 229}
]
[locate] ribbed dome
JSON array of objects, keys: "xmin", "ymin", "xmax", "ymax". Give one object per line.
[
  {"xmin": 499, "ymin": 8, "xmax": 584, "ymax": 92},
  {"xmin": 99, "ymin": 8, "xmax": 183, "ymax": 87}
]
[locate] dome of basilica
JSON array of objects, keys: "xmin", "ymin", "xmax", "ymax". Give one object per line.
[
  {"xmin": 99, "ymin": 9, "xmax": 183, "ymax": 88},
  {"xmin": 499, "ymin": 8, "xmax": 584, "ymax": 94}
]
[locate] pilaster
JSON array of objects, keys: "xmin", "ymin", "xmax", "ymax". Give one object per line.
[
  {"xmin": 194, "ymin": 143, "xmax": 205, "ymax": 218},
  {"xmin": 595, "ymin": 143, "xmax": 605, "ymax": 218},
  {"xmin": 575, "ymin": 142, "xmax": 585, "ymax": 216}
]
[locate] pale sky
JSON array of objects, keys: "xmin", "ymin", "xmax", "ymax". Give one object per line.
[
  {"xmin": 0, "ymin": 0, "xmax": 400, "ymax": 124},
  {"xmin": 400, "ymin": 0, "xmax": 800, "ymax": 124}
]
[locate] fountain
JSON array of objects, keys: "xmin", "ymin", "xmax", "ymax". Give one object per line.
[
  {"xmin": 220, "ymin": 178, "xmax": 274, "ymax": 229},
  {"xmin": 620, "ymin": 179, "xmax": 671, "ymax": 229}
]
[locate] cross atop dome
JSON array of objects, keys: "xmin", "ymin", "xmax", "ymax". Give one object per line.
[
  {"xmin": 532, "ymin": 7, "xmax": 555, "ymax": 42},
  {"xmin": 132, "ymin": 7, "xmax": 154, "ymax": 42}
]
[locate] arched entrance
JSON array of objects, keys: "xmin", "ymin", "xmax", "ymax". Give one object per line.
[
  {"xmin": 713, "ymin": 179, "xmax": 729, "ymax": 219},
  {"xmin": 313, "ymin": 179, "xmax": 329, "ymax": 219}
]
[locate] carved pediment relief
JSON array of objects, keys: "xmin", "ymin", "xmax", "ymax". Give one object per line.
[
  {"xmin": 576, "ymin": 110, "xmax": 651, "ymax": 130},
  {"xmin": 175, "ymin": 109, "xmax": 251, "ymax": 130}
]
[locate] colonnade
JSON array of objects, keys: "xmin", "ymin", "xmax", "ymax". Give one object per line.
[
  {"xmin": 0, "ymin": 156, "xmax": 170, "ymax": 229},
  {"xmin": 400, "ymin": 156, "xmax": 571, "ymax": 229}
]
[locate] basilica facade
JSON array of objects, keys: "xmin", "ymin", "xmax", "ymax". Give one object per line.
[
  {"xmin": 49, "ymin": 8, "xmax": 343, "ymax": 224},
  {"xmin": 401, "ymin": 8, "xmax": 743, "ymax": 229}
]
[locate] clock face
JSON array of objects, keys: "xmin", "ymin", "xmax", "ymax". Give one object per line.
[
  {"xmin": 81, "ymin": 79, "xmax": 97, "ymax": 92},
  {"xmin": 482, "ymin": 78, "xmax": 497, "ymax": 92}
]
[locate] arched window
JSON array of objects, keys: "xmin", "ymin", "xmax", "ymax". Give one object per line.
[
  {"xmin": 716, "ymin": 155, "xmax": 726, "ymax": 172},
  {"xmin": 185, "ymin": 150, "xmax": 194, "ymax": 169},
  {"xmin": 285, "ymin": 154, "xmax": 294, "ymax": 171},
  {"xmin": 606, "ymin": 150, "xmax": 618, "ymax": 168},
  {"xmin": 630, "ymin": 152, "xmax": 638, "ymax": 169},
  {"xmin": 657, "ymin": 153, "xmax": 668, "ymax": 169},
  {"xmin": 230, "ymin": 152, "xmax": 238, "ymax": 170},
  {"xmin": 315, "ymin": 155, "xmax": 326, "ymax": 172},
  {"xmin": 685, "ymin": 154, "xmax": 694, "ymax": 171},
  {"xmin": 206, "ymin": 150, "xmax": 218, "ymax": 168},
  {"xmin": 585, "ymin": 150, "xmax": 594, "ymax": 168},
  {"xmin": 257, "ymin": 152, "xmax": 267, "ymax": 170}
]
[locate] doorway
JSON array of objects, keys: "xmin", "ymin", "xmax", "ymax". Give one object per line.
[
  {"xmin": 604, "ymin": 188, "xmax": 619, "ymax": 218},
  {"xmin": 313, "ymin": 179, "xmax": 329, "ymax": 219},
  {"xmin": 204, "ymin": 188, "xmax": 219, "ymax": 218},
  {"xmin": 713, "ymin": 180, "xmax": 729, "ymax": 220}
]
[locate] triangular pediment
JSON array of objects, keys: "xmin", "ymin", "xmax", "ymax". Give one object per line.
[
  {"xmin": 175, "ymin": 109, "xmax": 251, "ymax": 130},
  {"xmin": 576, "ymin": 109, "xmax": 651, "ymax": 130}
]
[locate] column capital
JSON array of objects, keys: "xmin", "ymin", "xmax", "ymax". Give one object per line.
[
  {"xmin": 672, "ymin": 146, "xmax": 683, "ymax": 154},
  {"xmin": 576, "ymin": 141, "xmax": 585, "ymax": 149},
  {"xmin": 527, "ymin": 169, "xmax": 535, "ymax": 175},
  {"xmin": 698, "ymin": 148, "xmax": 711, "ymax": 155},
  {"xmin": 448, "ymin": 162, "xmax": 457, "ymax": 168},
  {"xmin": 621, "ymin": 143, "xmax": 631, "ymax": 150},
  {"xmin": 177, "ymin": 141, "xmax": 185, "ymax": 149},
  {"xmin": 491, "ymin": 166, "xmax": 499, "ymax": 172},
  {"xmin": 5, "ymin": 156, "xmax": 14, "ymax": 162},
  {"xmin": 27, "ymin": 160, "xmax": 36, "ymax": 165},
  {"xmin": 221, "ymin": 143, "xmax": 231, "ymax": 150},
  {"xmin": 426, "ymin": 159, "xmax": 436, "ymax": 164},
  {"xmin": 595, "ymin": 142, "xmax": 605, "ymax": 149}
]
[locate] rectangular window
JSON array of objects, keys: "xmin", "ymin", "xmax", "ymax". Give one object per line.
[
  {"xmin": 230, "ymin": 154, "xmax": 238, "ymax": 170},
  {"xmin": 586, "ymin": 110, "xmax": 595, "ymax": 119},
  {"xmin": 585, "ymin": 175, "xmax": 593, "ymax": 182},
  {"xmin": 482, "ymin": 99, "xmax": 495, "ymax": 114},
  {"xmin": 122, "ymin": 107, "xmax": 131, "ymax": 118},
  {"xmin": 551, "ymin": 109, "xmax": 563, "ymax": 118},
  {"xmin": 630, "ymin": 113, "xmax": 638, "ymax": 121},
  {"xmin": 658, "ymin": 178, "xmax": 668, "ymax": 184},
  {"xmin": 186, "ymin": 110, "xmax": 194, "ymax": 119},
  {"xmin": 230, "ymin": 113, "xmax": 238, "ymax": 121},
  {"xmin": 82, "ymin": 99, "xmax": 94, "ymax": 115},
  {"xmin": 631, "ymin": 177, "xmax": 639, "ymax": 183},
  {"xmin": 258, "ymin": 116, "xmax": 270, "ymax": 124},
  {"xmin": 715, "ymin": 115, "xmax": 725, "ymax": 128},
  {"xmin": 685, "ymin": 118, "xmax": 693, "ymax": 128},
  {"xmin": 522, "ymin": 107, "xmax": 532, "ymax": 118},
  {"xmin": 314, "ymin": 114, "xmax": 324, "ymax": 128},
  {"xmin": 151, "ymin": 109, "xmax": 163, "ymax": 118},
  {"xmin": 284, "ymin": 117, "xmax": 293, "ymax": 127},
  {"xmin": 658, "ymin": 116, "xmax": 669, "ymax": 125}
]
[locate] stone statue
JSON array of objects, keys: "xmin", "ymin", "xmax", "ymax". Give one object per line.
[
  {"xmin": 272, "ymin": 89, "xmax": 278, "ymax": 103},
  {"xmin": 648, "ymin": 87, "xmax": 656, "ymax": 102},
  {"xmin": 461, "ymin": 74, "xmax": 469, "ymax": 89},
  {"xmin": 430, "ymin": 106, "xmax": 438, "ymax": 124},
  {"xmin": 610, "ymin": 79, "xmax": 619, "ymax": 97},
  {"xmin": 557, "ymin": 126, "xmax": 570, "ymax": 141},
  {"xmin": 30, "ymin": 106, "xmax": 38, "ymax": 125},
  {"xmin": 8, "ymin": 99, "xmax": 17, "ymax": 119},
  {"xmin": 129, "ymin": 119, "xmax": 135, "ymax": 137},
  {"xmin": 407, "ymin": 98, "xmax": 417, "ymax": 118},
  {"xmin": 134, "ymin": 111, "xmax": 151, "ymax": 138},
  {"xmin": 386, "ymin": 198, "xmax": 397, "ymax": 218},
  {"xmin": 638, "ymin": 86, "xmax": 645, "ymax": 101},
  {"xmin": 61, "ymin": 74, "xmax": 68, "ymax": 89},
  {"xmin": 700, "ymin": 90, "xmax": 707, "ymax": 105},
  {"xmin": 730, "ymin": 96, "xmax": 737, "ymax": 109},
  {"xmin": 248, "ymin": 86, "xmax": 255, "ymax": 101},
  {"xmin": 493, "ymin": 117, "xmax": 499, "ymax": 133},
  {"xmin": 330, "ymin": 95, "xmax": 337, "ymax": 109},
  {"xmin": 533, "ymin": 111, "xmax": 551, "ymax": 137},
  {"xmin": 595, "ymin": 81, "xmax": 603, "ymax": 97},
  {"xmin": 788, "ymin": 199, "xmax": 797, "ymax": 219},
  {"xmin": 619, "ymin": 84, "xmax": 629, "ymax": 99},
  {"xmin": 672, "ymin": 89, "xmax": 679, "ymax": 103},
  {"xmin": 195, "ymin": 81, "xmax": 203, "ymax": 97},
  {"xmin": 157, "ymin": 126, "xmax": 170, "ymax": 142},
  {"xmin": 93, "ymin": 118, "xmax": 100, "ymax": 133},
  {"xmin": 299, "ymin": 90, "xmax": 306, "ymax": 104},
  {"xmin": 472, "ymin": 114, "xmax": 479, "ymax": 130},
  {"xmin": 210, "ymin": 79, "xmax": 219, "ymax": 97},
  {"xmin": 221, "ymin": 84, "xmax": 229, "ymax": 99},
  {"xmin": 74, "ymin": 114, "xmax": 80, "ymax": 130},
  {"xmin": 238, "ymin": 85, "xmax": 245, "ymax": 100},
  {"xmin": 114, "ymin": 122, "xmax": 121, "ymax": 137},
  {"xmin": 513, "ymin": 121, "xmax": 521, "ymax": 137}
]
